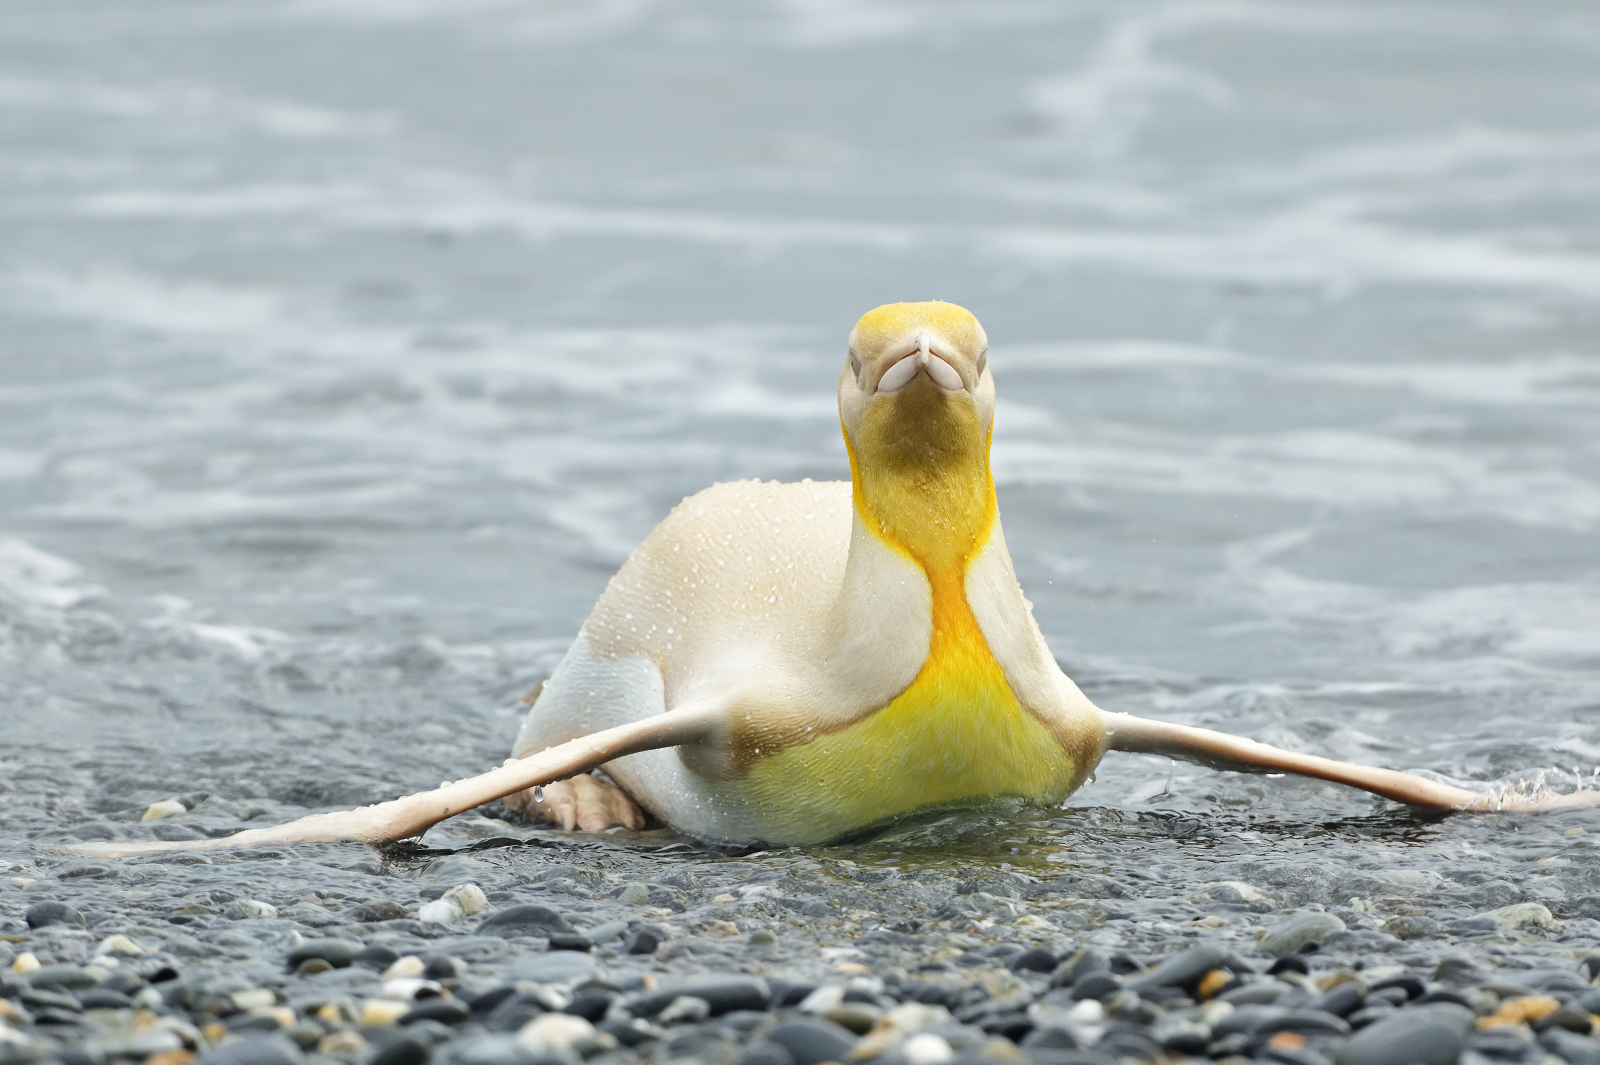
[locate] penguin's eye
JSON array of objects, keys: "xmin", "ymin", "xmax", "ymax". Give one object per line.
[
  {"xmin": 976, "ymin": 348, "xmax": 987, "ymax": 377},
  {"xmin": 848, "ymin": 348, "xmax": 862, "ymax": 382}
]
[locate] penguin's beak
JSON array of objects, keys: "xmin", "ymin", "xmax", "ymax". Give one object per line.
[{"xmin": 874, "ymin": 333, "xmax": 969, "ymax": 394}]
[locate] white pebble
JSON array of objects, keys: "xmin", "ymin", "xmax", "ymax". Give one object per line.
[
  {"xmin": 799, "ymin": 985, "xmax": 844, "ymax": 1014},
  {"xmin": 141, "ymin": 799, "xmax": 186, "ymax": 822},
  {"xmin": 382, "ymin": 956, "xmax": 426, "ymax": 980},
  {"xmin": 382, "ymin": 978, "xmax": 441, "ymax": 1002},
  {"xmin": 517, "ymin": 1013, "xmax": 594, "ymax": 1054},
  {"xmin": 417, "ymin": 882, "xmax": 489, "ymax": 924},
  {"xmin": 96, "ymin": 935, "xmax": 145, "ymax": 956},
  {"xmin": 9, "ymin": 953, "xmax": 39, "ymax": 976},
  {"xmin": 903, "ymin": 1034, "xmax": 954, "ymax": 1065}
]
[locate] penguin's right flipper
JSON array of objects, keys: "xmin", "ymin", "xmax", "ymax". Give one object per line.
[
  {"xmin": 53, "ymin": 704, "xmax": 722, "ymax": 859},
  {"xmin": 1102, "ymin": 712, "xmax": 1600, "ymax": 812}
]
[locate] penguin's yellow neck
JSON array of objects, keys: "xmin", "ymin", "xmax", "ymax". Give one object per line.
[{"xmin": 846, "ymin": 382, "xmax": 996, "ymax": 590}]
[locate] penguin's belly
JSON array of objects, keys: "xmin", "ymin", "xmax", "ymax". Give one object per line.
[{"xmin": 735, "ymin": 640, "xmax": 1077, "ymax": 843}]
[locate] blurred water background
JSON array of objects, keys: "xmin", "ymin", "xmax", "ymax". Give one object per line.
[{"xmin": 3, "ymin": 1, "xmax": 1600, "ymax": 913}]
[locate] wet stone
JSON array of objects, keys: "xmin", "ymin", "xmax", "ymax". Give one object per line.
[
  {"xmin": 1050, "ymin": 949, "xmax": 1107, "ymax": 989},
  {"xmin": 1125, "ymin": 944, "xmax": 1229, "ymax": 992},
  {"xmin": 1070, "ymin": 972, "xmax": 1121, "ymax": 1001},
  {"xmin": 477, "ymin": 905, "xmax": 574, "ymax": 937},
  {"xmin": 628, "ymin": 977, "xmax": 771, "ymax": 1017},
  {"xmin": 401, "ymin": 999, "xmax": 472, "ymax": 1026},
  {"xmin": 1259, "ymin": 911, "xmax": 1347, "ymax": 956},
  {"xmin": 29, "ymin": 965, "xmax": 96, "ymax": 992},
  {"xmin": 1007, "ymin": 948, "xmax": 1057, "ymax": 974},
  {"xmin": 348, "ymin": 902, "xmax": 410, "ymax": 923},
  {"xmin": 1382, "ymin": 915, "xmax": 1441, "ymax": 940},
  {"xmin": 1334, "ymin": 1003, "xmax": 1472, "ymax": 1065},
  {"xmin": 24, "ymin": 902, "xmax": 87, "ymax": 930},
  {"xmin": 286, "ymin": 940, "xmax": 359, "ymax": 970},
  {"xmin": 766, "ymin": 1018, "xmax": 858, "ymax": 1065}
]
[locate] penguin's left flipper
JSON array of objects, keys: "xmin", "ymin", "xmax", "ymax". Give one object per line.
[
  {"xmin": 1103, "ymin": 711, "xmax": 1600, "ymax": 813},
  {"xmin": 52, "ymin": 703, "xmax": 721, "ymax": 859}
]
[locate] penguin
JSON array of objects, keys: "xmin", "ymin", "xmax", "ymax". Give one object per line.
[{"xmin": 65, "ymin": 302, "xmax": 1598, "ymax": 859}]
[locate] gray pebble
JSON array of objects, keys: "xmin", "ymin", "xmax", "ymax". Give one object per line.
[
  {"xmin": 765, "ymin": 1018, "xmax": 857, "ymax": 1065},
  {"xmin": 285, "ymin": 939, "xmax": 359, "ymax": 969},
  {"xmin": 1334, "ymin": 1003, "xmax": 1472, "ymax": 1065},
  {"xmin": 477, "ymin": 904, "xmax": 574, "ymax": 937},
  {"xmin": 628, "ymin": 977, "xmax": 771, "ymax": 1018},
  {"xmin": 1125, "ymin": 943, "xmax": 1229, "ymax": 992},
  {"xmin": 1259, "ymin": 910, "xmax": 1347, "ymax": 956},
  {"xmin": 24, "ymin": 901, "xmax": 87, "ymax": 930},
  {"xmin": 30, "ymin": 964, "xmax": 97, "ymax": 991},
  {"xmin": 658, "ymin": 995, "xmax": 712, "ymax": 1024},
  {"xmin": 1382, "ymin": 915, "xmax": 1441, "ymax": 940}
]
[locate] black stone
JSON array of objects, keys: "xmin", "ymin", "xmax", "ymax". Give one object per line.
[
  {"xmin": 1107, "ymin": 953, "xmax": 1142, "ymax": 975},
  {"xmin": 285, "ymin": 939, "xmax": 359, "ymax": 970},
  {"xmin": 423, "ymin": 956, "xmax": 463, "ymax": 980},
  {"xmin": 354, "ymin": 946, "xmax": 401, "ymax": 971},
  {"xmin": 1267, "ymin": 955, "xmax": 1309, "ymax": 976},
  {"xmin": 483, "ymin": 993, "xmax": 549, "ymax": 1033},
  {"xmin": 1415, "ymin": 989, "xmax": 1473, "ymax": 1010},
  {"xmin": 1096, "ymin": 1025, "xmax": 1161, "ymax": 1060},
  {"xmin": 562, "ymin": 993, "xmax": 613, "ymax": 1023},
  {"xmin": 547, "ymin": 934, "xmax": 592, "ymax": 953},
  {"xmin": 1541, "ymin": 1029, "xmax": 1600, "ymax": 1065},
  {"xmin": 1536, "ymin": 1007, "xmax": 1595, "ymax": 1035},
  {"xmin": 1050, "ymin": 949, "xmax": 1108, "ymax": 990},
  {"xmin": 477, "ymin": 905, "xmax": 574, "ymax": 937},
  {"xmin": 1256, "ymin": 1009, "xmax": 1351, "ymax": 1037},
  {"xmin": 765, "ymin": 1019, "xmax": 857, "ymax": 1065},
  {"xmin": 1365, "ymin": 976, "xmax": 1424, "ymax": 1002},
  {"xmin": 1311, "ymin": 983, "xmax": 1365, "ymax": 1018},
  {"xmin": 468, "ymin": 987, "xmax": 518, "ymax": 1015},
  {"xmin": 624, "ymin": 930, "xmax": 662, "ymax": 955},
  {"xmin": 1346, "ymin": 1006, "xmax": 1396, "ymax": 1030},
  {"xmin": 1070, "ymin": 972, "xmax": 1122, "ymax": 1001},
  {"xmin": 1334, "ymin": 1004, "xmax": 1471, "ymax": 1065},
  {"xmin": 1125, "ymin": 944, "xmax": 1229, "ymax": 992},
  {"xmin": 777, "ymin": 983, "xmax": 817, "ymax": 1008},
  {"xmin": 401, "ymin": 1000, "xmax": 471, "ymax": 1026},
  {"xmin": 198, "ymin": 1036, "xmax": 305, "ymax": 1065},
  {"xmin": 369, "ymin": 1035, "xmax": 430, "ymax": 1065},
  {"xmin": 1580, "ymin": 956, "xmax": 1600, "ymax": 983},
  {"xmin": 24, "ymin": 902, "xmax": 87, "ymax": 931},
  {"xmin": 1008, "ymin": 948, "xmax": 1057, "ymax": 974}
]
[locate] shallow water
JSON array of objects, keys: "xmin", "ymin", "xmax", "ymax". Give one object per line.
[{"xmin": 4, "ymin": 0, "xmax": 1600, "ymax": 977}]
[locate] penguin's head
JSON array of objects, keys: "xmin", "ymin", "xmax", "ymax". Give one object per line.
[{"xmin": 839, "ymin": 301, "xmax": 994, "ymax": 471}]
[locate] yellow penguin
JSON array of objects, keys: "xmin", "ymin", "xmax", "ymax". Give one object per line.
[{"xmin": 65, "ymin": 302, "xmax": 1599, "ymax": 859}]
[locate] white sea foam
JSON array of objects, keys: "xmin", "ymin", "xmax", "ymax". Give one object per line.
[{"xmin": 0, "ymin": 538, "xmax": 102, "ymax": 610}]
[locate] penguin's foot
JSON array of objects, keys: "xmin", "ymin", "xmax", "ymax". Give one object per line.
[{"xmin": 505, "ymin": 772, "xmax": 645, "ymax": 832}]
